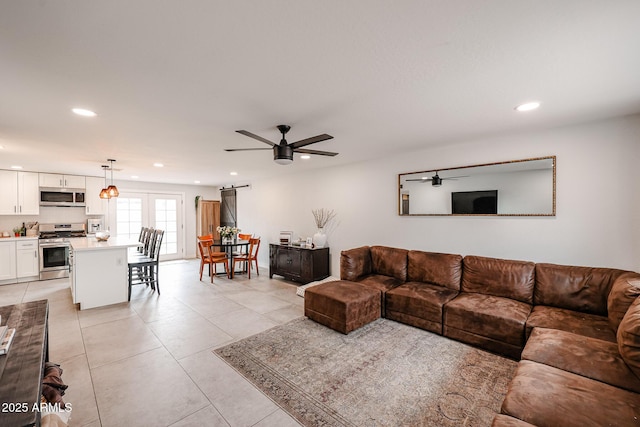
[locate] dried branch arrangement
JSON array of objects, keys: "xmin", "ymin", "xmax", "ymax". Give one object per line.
[{"xmin": 312, "ymin": 208, "xmax": 336, "ymax": 228}]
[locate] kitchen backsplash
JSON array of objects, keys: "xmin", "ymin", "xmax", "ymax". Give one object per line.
[{"xmin": 0, "ymin": 206, "xmax": 102, "ymax": 235}]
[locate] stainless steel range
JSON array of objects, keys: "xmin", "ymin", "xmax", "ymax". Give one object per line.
[{"xmin": 39, "ymin": 223, "xmax": 87, "ymax": 280}]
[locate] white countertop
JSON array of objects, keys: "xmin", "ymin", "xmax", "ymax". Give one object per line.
[
  {"xmin": 70, "ymin": 236, "xmax": 142, "ymax": 251},
  {"xmin": 0, "ymin": 236, "xmax": 39, "ymax": 242}
]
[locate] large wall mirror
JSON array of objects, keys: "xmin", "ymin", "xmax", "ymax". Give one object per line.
[{"xmin": 399, "ymin": 156, "xmax": 556, "ymax": 216}]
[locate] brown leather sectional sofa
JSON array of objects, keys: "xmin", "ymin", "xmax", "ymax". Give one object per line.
[{"xmin": 339, "ymin": 245, "xmax": 640, "ymax": 426}]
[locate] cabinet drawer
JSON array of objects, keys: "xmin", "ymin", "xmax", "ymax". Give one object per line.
[{"xmin": 17, "ymin": 240, "xmax": 38, "ymax": 249}]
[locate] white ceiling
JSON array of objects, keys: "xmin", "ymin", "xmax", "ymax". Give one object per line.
[{"xmin": 1, "ymin": 1, "xmax": 639, "ymax": 186}]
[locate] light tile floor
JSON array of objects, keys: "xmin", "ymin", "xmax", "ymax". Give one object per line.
[{"xmin": 0, "ymin": 259, "xmax": 305, "ymax": 427}]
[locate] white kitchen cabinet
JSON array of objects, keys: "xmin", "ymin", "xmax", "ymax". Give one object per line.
[
  {"xmin": 16, "ymin": 239, "xmax": 39, "ymax": 280},
  {"xmin": 18, "ymin": 171, "xmax": 40, "ymax": 215},
  {"xmin": 85, "ymin": 176, "xmax": 107, "ymax": 215},
  {"xmin": 0, "ymin": 170, "xmax": 39, "ymax": 215},
  {"xmin": 0, "ymin": 241, "xmax": 17, "ymax": 283},
  {"xmin": 39, "ymin": 173, "xmax": 85, "ymax": 189}
]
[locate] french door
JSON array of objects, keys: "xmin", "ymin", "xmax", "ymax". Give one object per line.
[{"xmin": 111, "ymin": 191, "xmax": 184, "ymax": 261}]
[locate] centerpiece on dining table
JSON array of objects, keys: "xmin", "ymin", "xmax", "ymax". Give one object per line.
[{"xmin": 217, "ymin": 225, "xmax": 240, "ymax": 243}]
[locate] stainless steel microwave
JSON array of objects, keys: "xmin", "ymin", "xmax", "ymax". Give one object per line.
[{"xmin": 40, "ymin": 189, "xmax": 86, "ymax": 207}]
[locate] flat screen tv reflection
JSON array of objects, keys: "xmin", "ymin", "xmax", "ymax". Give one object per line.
[{"xmin": 451, "ymin": 190, "xmax": 498, "ymax": 214}]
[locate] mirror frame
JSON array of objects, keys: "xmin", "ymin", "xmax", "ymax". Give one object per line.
[{"xmin": 398, "ymin": 156, "xmax": 556, "ymax": 217}]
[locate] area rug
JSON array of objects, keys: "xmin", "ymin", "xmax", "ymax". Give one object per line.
[
  {"xmin": 295, "ymin": 276, "xmax": 339, "ymax": 298},
  {"xmin": 214, "ymin": 317, "xmax": 517, "ymax": 427}
]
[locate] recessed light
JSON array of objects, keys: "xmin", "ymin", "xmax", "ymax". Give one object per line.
[
  {"xmin": 300, "ymin": 155, "xmax": 311, "ymax": 160},
  {"xmin": 10, "ymin": 165, "xmax": 23, "ymax": 169},
  {"xmin": 153, "ymin": 163, "xmax": 164, "ymax": 168},
  {"xmin": 194, "ymin": 180, "xmax": 201, "ymax": 184},
  {"xmin": 131, "ymin": 175, "xmax": 139, "ymax": 179},
  {"xmin": 72, "ymin": 108, "xmax": 97, "ymax": 117},
  {"xmin": 515, "ymin": 102, "xmax": 541, "ymax": 112},
  {"xmin": 0, "ymin": 145, "xmax": 4, "ymax": 149},
  {"xmin": 230, "ymin": 171, "xmax": 238, "ymax": 176}
]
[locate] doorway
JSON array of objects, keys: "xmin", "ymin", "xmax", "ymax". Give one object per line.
[{"xmin": 111, "ymin": 191, "xmax": 184, "ymax": 260}]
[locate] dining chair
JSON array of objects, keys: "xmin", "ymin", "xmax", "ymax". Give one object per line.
[
  {"xmin": 233, "ymin": 233, "xmax": 253, "ymax": 257},
  {"xmin": 128, "ymin": 229, "xmax": 164, "ymax": 300},
  {"xmin": 231, "ymin": 237, "xmax": 260, "ymax": 279},
  {"xmin": 197, "ymin": 236, "xmax": 229, "ymax": 282}
]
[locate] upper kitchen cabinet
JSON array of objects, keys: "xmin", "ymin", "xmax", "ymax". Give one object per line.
[
  {"xmin": 39, "ymin": 173, "xmax": 86, "ymax": 189},
  {"xmin": 85, "ymin": 176, "xmax": 107, "ymax": 215},
  {"xmin": 0, "ymin": 170, "xmax": 39, "ymax": 215}
]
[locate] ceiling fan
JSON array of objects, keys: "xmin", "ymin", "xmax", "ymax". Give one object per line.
[
  {"xmin": 406, "ymin": 171, "xmax": 468, "ymax": 186},
  {"xmin": 225, "ymin": 125, "xmax": 337, "ymax": 165}
]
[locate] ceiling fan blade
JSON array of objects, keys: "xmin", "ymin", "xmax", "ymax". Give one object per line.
[
  {"xmin": 224, "ymin": 148, "xmax": 272, "ymax": 152},
  {"xmin": 235, "ymin": 130, "xmax": 276, "ymax": 147},
  {"xmin": 289, "ymin": 134, "xmax": 333, "ymax": 149},
  {"xmin": 294, "ymin": 148, "xmax": 338, "ymax": 156},
  {"xmin": 406, "ymin": 178, "xmax": 433, "ymax": 182},
  {"xmin": 441, "ymin": 175, "xmax": 469, "ymax": 180}
]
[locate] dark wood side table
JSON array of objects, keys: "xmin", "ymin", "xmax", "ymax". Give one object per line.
[
  {"xmin": 269, "ymin": 244, "xmax": 330, "ymax": 284},
  {"xmin": 0, "ymin": 300, "xmax": 49, "ymax": 427}
]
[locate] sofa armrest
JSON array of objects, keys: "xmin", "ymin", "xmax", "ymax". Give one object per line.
[
  {"xmin": 608, "ymin": 272, "xmax": 640, "ymax": 333},
  {"xmin": 340, "ymin": 246, "xmax": 372, "ymax": 281}
]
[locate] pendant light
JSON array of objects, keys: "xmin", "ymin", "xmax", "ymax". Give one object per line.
[
  {"xmin": 106, "ymin": 159, "xmax": 119, "ymax": 198},
  {"xmin": 99, "ymin": 165, "xmax": 110, "ymax": 199}
]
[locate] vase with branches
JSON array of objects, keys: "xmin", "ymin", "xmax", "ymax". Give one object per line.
[{"xmin": 312, "ymin": 208, "xmax": 335, "ymax": 248}]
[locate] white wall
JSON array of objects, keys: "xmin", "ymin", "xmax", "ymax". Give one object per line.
[{"xmin": 237, "ymin": 114, "xmax": 640, "ymax": 274}]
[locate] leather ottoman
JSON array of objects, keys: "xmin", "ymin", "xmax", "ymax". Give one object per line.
[{"xmin": 304, "ymin": 280, "xmax": 381, "ymax": 334}]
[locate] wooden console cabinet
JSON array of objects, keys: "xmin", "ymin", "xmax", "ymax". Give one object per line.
[{"xmin": 269, "ymin": 244, "xmax": 329, "ymax": 284}]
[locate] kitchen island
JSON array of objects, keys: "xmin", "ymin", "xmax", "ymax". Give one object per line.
[{"xmin": 70, "ymin": 236, "xmax": 142, "ymax": 310}]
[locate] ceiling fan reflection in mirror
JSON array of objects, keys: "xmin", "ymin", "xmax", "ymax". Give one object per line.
[
  {"xmin": 406, "ymin": 171, "xmax": 468, "ymax": 186},
  {"xmin": 225, "ymin": 125, "xmax": 337, "ymax": 165}
]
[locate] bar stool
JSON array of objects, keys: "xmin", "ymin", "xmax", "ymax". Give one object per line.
[{"xmin": 128, "ymin": 229, "xmax": 164, "ymax": 300}]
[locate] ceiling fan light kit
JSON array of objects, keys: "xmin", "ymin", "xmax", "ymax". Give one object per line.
[{"xmin": 227, "ymin": 124, "xmax": 337, "ymax": 165}]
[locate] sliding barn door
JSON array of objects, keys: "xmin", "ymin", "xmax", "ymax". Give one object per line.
[{"xmin": 220, "ymin": 188, "xmax": 237, "ymax": 227}]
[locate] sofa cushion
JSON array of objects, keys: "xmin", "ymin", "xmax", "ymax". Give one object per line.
[
  {"xmin": 618, "ymin": 296, "xmax": 640, "ymax": 380},
  {"xmin": 501, "ymin": 360, "xmax": 640, "ymax": 427},
  {"xmin": 385, "ymin": 282, "xmax": 459, "ymax": 334},
  {"xmin": 534, "ymin": 263, "xmax": 628, "ymax": 315},
  {"xmin": 491, "ymin": 414, "xmax": 536, "ymax": 427},
  {"xmin": 522, "ymin": 327, "xmax": 640, "ymax": 393},
  {"xmin": 340, "ymin": 246, "xmax": 372, "ymax": 281},
  {"xmin": 608, "ymin": 272, "xmax": 640, "ymax": 332},
  {"xmin": 370, "ymin": 246, "xmax": 408, "ymax": 282},
  {"xmin": 356, "ymin": 274, "xmax": 404, "ymax": 292},
  {"xmin": 526, "ymin": 305, "xmax": 616, "ymax": 342},
  {"xmin": 444, "ymin": 293, "xmax": 531, "ymax": 347},
  {"xmin": 461, "ymin": 256, "xmax": 535, "ymax": 304},
  {"xmin": 407, "ymin": 251, "xmax": 462, "ymax": 291},
  {"xmin": 355, "ymin": 274, "xmax": 404, "ymax": 316}
]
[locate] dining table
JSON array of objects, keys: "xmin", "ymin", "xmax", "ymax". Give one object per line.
[{"xmin": 209, "ymin": 239, "xmax": 250, "ymax": 277}]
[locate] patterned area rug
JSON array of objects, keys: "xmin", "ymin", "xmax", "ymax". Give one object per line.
[
  {"xmin": 295, "ymin": 276, "xmax": 340, "ymax": 298},
  {"xmin": 214, "ymin": 318, "xmax": 517, "ymax": 427}
]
